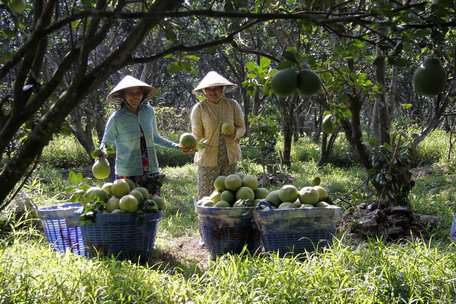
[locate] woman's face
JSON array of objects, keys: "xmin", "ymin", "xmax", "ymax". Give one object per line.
[
  {"xmin": 124, "ymin": 86, "xmax": 144, "ymax": 111},
  {"xmin": 203, "ymin": 86, "xmax": 224, "ymax": 102}
]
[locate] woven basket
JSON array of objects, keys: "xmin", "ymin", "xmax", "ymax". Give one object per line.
[
  {"xmin": 196, "ymin": 205, "xmax": 261, "ymax": 260},
  {"xmin": 37, "ymin": 203, "xmax": 85, "ymax": 256},
  {"xmin": 253, "ymin": 201, "xmax": 341, "ymax": 257},
  {"xmin": 81, "ymin": 211, "xmax": 162, "ymax": 259}
]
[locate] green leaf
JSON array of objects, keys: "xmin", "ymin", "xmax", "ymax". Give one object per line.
[
  {"xmin": 283, "ymin": 51, "xmax": 298, "ymax": 63},
  {"xmin": 312, "ymin": 177, "xmax": 321, "ymax": 186}
]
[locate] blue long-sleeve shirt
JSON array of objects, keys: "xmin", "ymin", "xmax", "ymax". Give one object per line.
[{"xmin": 101, "ymin": 104, "xmax": 178, "ymax": 176}]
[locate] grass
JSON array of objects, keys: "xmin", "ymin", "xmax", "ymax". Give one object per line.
[{"xmin": 2, "ymin": 129, "xmax": 456, "ymax": 303}]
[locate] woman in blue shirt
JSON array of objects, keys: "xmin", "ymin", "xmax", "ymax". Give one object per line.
[{"xmin": 101, "ymin": 75, "xmax": 188, "ymax": 195}]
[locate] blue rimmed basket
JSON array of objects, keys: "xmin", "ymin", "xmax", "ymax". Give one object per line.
[
  {"xmin": 37, "ymin": 202, "xmax": 85, "ymax": 256},
  {"xmin": 196, "ymin": 205, "xmax": 261, "ymax": 260},
  {"xmin": 253, "ymin": 201, "xmax": 341, "ymax": 257},
  {"xmin": 80, "ymin": 211, "xmax": 162, "ymax": 260}
]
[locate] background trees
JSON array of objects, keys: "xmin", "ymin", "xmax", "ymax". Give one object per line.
[{"xmin": 1, "ymin": 0, "xmax": 455, "ymax": 210}]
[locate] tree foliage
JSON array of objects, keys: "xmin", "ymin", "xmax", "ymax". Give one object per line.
[{"xmin": 0, "ymin": 0, "xmax": 455, "ymax": 209}]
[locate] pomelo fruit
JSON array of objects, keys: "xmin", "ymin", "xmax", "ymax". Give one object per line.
[
  {"xmin": 111, "ymin": 179, "xmax": 130, "ymax": 198},
  {"xmin": 299, "ymin": 186, "xmax": 320, "ymax": 205},
  {"xmin": 321, "ymin": 114, "xmax": 339, "ymax": 134},
  {"xmin": 124, "ymin": 178, "xmax": 136, "ymax": 190},
  {"xmin": 300, "ymin": 204, "xmax": 314, "ymax": 209},
  {"xmin": 266, "ymin": 190, "xmax": 281, "ymax": 207},
  {"xmin": 220, "ymin": 190, "xmax": 235, "ymax": 204},
  {"xmin": 313, "ymin": 185, "xmax": 329, "ymax": 201},
  {"xmin": 242, "ymin": 175, "xmax": 259, "ymax": 190},
  {"xmin": 150, "ymin": 194, "xmax": 166, "ymax": 210},
  {"xmin": 119, "ymin": 194, "xmax": 138, "ymax": 212},
  {"xmin": 221, "ymin": 122, "xmax": 235, "ymax": 135},
  {"xmin": 254, "ymin": 187, "xmax": 269, "ymax": 199},
  {"xmin": 412, "ymin": 58, "xmax": 447, "ymax": 97},
  {"xmin": 271, "ymin": 68, "xmax": 298, "ymax": 97},
  {"xmin": 214, "ymin": 175, "xmax": 226, "ymax": 192},
  {"xmin": 293, "ymin": 199, "xmax": 302, "ymax": 208},
  {"xmin": 279, "ymin": 185, "xmax": 299, "ymax": 203},
  {"xmin": 111, "ymin": 209, "xmax": 124, "ymax": 214},
  {"xmin": 202, "ymin": 200, "xmax": 215, "ymax": 207},
  {"xmin": 235, "ymin": 186, "xmax": 255, "ymax": 203},
  {"xmin": 92, "ymin": 157, "xmax": 110, "ymax": 179},
  {"xmin": 316, "ymin": 201, "xmax": 330, "ymax": 208},
  {"xmin": 179, "ymin": 132, "xmax": 197, "ymax": 148},
  {"xmin": 214, "ymin": 200, "xmax": 231, "ymax": 208},
  {"xmin": 209, "ymin": 190, "xmax": 221, "ymax": 203},
  {"xmin": 297, "ymin": 69, "xmax": 322, "ymax": 96},
  {"xmin": 101, "ymin": 182, "xmax": 113, "ymax": 195},
  {"xmin": 236, "ymin": 172, "xmax": 246, "ymax": 179},
  {"xmin": 278, "ymin": 202, "xmax": 296, "ymax": 209},
  {"xmin": 85, "ymin": 186, "xmax": 108, "ymax": 203},
  {"xmin": 105, "ymin": 196, "xmax": 120, "ymax": 212},
  {"xmin": 129, "ymin": 189, "xmax": 144, "ymax": 203},
  {"xmin": 225, "ymin": 174, "xmax": 242, "ymax": 191},
  {"xmin": 135, "ymin": 187, "xmax": 149, "ymax": 199}
]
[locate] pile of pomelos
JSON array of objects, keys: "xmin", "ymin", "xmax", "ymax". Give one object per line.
[
  {"xmin": 196, "ymin": 173, "xmax": 269, "ymax": 208},
  {"xmin": 262, "ymin": 184, "xmax": 337, "ymax": 210},
  {"xmin": 71, "ymin": 178, "xmax": 166, "ymax": 216}
]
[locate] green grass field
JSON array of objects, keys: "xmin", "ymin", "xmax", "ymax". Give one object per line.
[{"xmin": 1, "ymin": 130, "xmax": 456, "ymax": 303}]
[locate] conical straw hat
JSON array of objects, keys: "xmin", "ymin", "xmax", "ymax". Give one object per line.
[
  {"xmin": 192, "ymin": 71, "xmax": 237, "ymax": 93},
  {"xmin": 107, "ymin": 75, "xmax": 157, "ymax": 104}
]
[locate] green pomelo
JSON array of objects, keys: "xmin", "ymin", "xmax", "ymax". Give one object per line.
[
  {"xmin": 70, "ymin": 189, "xmax": 86, "ymax": 204},
  {"xmin": 279, "ymin": 185, "xmax": 299, "ymax": 203},
  {"xmin": 412, "ymin": 58, "xmax": 447, "ymax": 97},
  {"xmin": 214, "ymin": 200, "xmax": 231, "ymax": 208},
  {"xmin": 92, "ymin": 158, "xmax": 110, "ymax": 179},
  {"xmin": 242, "ymin": 175, "xmax": 259, "ymax": 191},
  {"xmin": 235, "ymin": 186, "xmax": 255, "ymax": 202},
  {"xmin": 124, "ymin": 178, "xmax": 136, "ymax": 190},
  {"xmin": 85, "ymin": 186, "xmax": 108, "ymax": 203},
  {"xmin": 251, "ymin": 199, "xmax": 262, "ymax": 207},
  {"xmin": 316, "ymin": 201, "xmax": 330, "ymax": 208},
  {"xmin": 236, "ymin": 172, "xmax": 246, "ymax": 179},
  {"xmin": 266, "ymin": 190, "xmax": 281, "ymax": 207},
  {"xmin": 225, "ymin": 174, "xmax": 243, "ymax": 191},
  {"xmin": 105, "ymin": 196, "xmax": 120, "ymax": 212},
  {"xmin": 202, "ymin": 200, "xmax": 215, "ymax": 207},
  {"xmin": 111, "ymin": 209, "xmax": 124, "ymax": 214},
  {"xmin": 221, "ymin": 122, "xmax": 235, "ymax": 135},
  {"xmin": 129, "ymin": 189, "xmax": 144, "ymax": 203},
  {"xmin": 111, "ymin": 179, "xmax": 131, "ymax": 198},
  {"xmin": 271, "ymin": 68, "xmax": 298, "ymax": 97},
  {"xmin": 209, "ymin": 190, "xmax": 221, "ymax": 203},
  {"xmin": 299, "ymin": 186, "xmax": 320, "ymax": 205},
  {"xmin": 119, "ymin": 194, "xmax": 138, "ymax": 212},
  {"xmin": 150, "ymin": 194, "xmax": 166, "ymax": 210},
  {"xmin": 297, "ymin": 69, "xmax": 322, "ymax": 96},
  {"xmin": 321, "ymin": 114, "xmax": 339, "ymax": 134},
  {"xmin": 196, "ymin": 196, "xmax": 211, "ymax": 206},
  {"xmin": 135, "ymin": 186, "xmax": 149, "ymax": 199},
  {"xmin": 278, "ymin": 202, "xmax": 297, "ymax": 209},
  {"xmin": 101, "ymin": 182, "xmax": 112, "ymax": 195},
  {"xmin": 220, "ymin": 190, "xmax": 235, "ymax": 204},
  {"xmin": 179, "ymin": 132, "xmax": 197, "ymax": 148},
  {"xmin": 254, "ymin": 187, "xmax": 269, "ymax": 199},
  {"xmin": 293, "ymin": 200, "xmax": 302, "ymax": 208},
  {"xmin": 313, "ymin": 185, "xmax": 329, "ymax": 201},
  {"xmin": 214, "ymin": 175, "xmax": 227, "ymax": 192}
]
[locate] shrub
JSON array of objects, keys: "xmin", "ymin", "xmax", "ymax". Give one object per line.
[{"xmin": 41, "ymin": 135, "xmax": 90, "ymax": 167}]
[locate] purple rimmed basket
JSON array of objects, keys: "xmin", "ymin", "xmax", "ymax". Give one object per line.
[
  {"xmin": 37, "ymin": 202, "xmax": 85, "ymax": 256},
  {"xmin": 253, "ymin": 201, "xmax": 341, "ymax": 257},
  {"xmin": 80, "ymin": 211, "xmax": 162, "ymax": 260},
  {"xmin": 196, "ymin": 205, "xmax": 261, "ymax": 260}
]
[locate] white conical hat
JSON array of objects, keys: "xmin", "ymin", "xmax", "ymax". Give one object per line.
[
  {"xmin": 106, "ymin": 75, "xmax": 157, "ymax": 104},
  {"xmin": 192, "ymin": 71, "xmax": 237, "ymax": 93}
]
